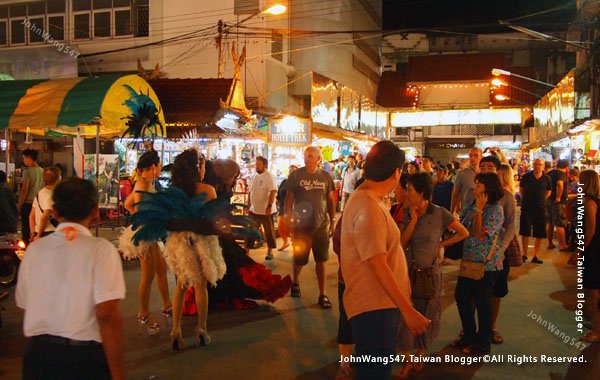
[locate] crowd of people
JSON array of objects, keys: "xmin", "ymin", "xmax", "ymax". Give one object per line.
[{"xmin": 2, "ymin": 142, "xmax": 599, "ymax": 380}]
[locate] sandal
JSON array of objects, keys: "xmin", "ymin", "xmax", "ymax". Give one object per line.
[
  {"xmin": 137, "ymin": 314, "xmax": 160, "ymax": 335},
  {"xmin": 318, "ymin": 295, "xmax": 332, "ymax": 309},
  {"xmin": 291, "ymin": 283, "xmax": 301, "ymax": 298},
  {"xmin": 162, "ymin": 307, "xmax": 173, "ymax": 317},
  {"xmin": 491, "ymin": 330, "xmax": 504, "ymax": 345},
  {"xmin": 580, "ymin": 332, "xmax": 600, "ymax": 343},
  {"xmin": 451, "ymin": 337, "xmax": 470, "ymax": 349}
]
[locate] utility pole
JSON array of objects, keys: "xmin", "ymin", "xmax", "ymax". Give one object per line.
[{"xmin": 217, "ymin": 19, "xmax": 224, "ymax": 78}]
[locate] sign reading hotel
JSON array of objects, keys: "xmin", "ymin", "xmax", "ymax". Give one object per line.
[{"xmin": 268, "ymin": 117, "xmax": 312, "ymax": 146}]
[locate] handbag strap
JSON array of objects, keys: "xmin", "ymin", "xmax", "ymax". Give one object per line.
[{"xmin": 36, "ymin": 194, "xmax": 44, "ymax": 213}]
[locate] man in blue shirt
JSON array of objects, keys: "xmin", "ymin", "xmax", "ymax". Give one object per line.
[{"xmin": 432, "ymin": 166, "xmax": 453, "ymax": 211}]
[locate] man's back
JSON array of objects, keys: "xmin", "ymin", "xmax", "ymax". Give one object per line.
[
  {"xmin": 23, "ymin": 166, "xmax": 44, "ymax": 203},
  {"xmin": 341, "ymin": 188, "xmax": 409, "ymax": 320},
  {"xmin": 16, "ymin": 224, "xmax": 125, "ymax": 342}
]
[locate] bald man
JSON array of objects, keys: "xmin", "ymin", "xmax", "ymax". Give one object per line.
[
  {"xmin": 519, "ymin": 158, "xmax": 551, "ymax": 264},
  {"xmin": 284, "ymin": 146, "xmax": 336, "ymax": 309}
]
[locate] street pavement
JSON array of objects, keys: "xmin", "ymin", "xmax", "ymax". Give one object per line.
[{"xmin": 0, "ymin": 226, "xmax": 598, "ymax": 380}]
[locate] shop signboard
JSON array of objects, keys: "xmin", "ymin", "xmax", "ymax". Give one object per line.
[
  {"xmin": 533, "ymin": 70, "xmax": 575, "ymax": 139},
  {"xmin": 268, "ymin": 117, "xmax": 312, "ymax": 146}
]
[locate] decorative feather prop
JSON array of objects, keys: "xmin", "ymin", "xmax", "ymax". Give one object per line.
[
  {"xmin": 120, "ymin": 84, "xmax": 164, "ymax": 144},
  {"xmin": 131, "ymin": 187, "xmax": 260, "ymax": 245}
]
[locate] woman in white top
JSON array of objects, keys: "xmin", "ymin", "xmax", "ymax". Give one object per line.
[
  {"xmin": 29, "ymin": 167, "xmax": 61, "ymax": 240},
  {"xmin": 122, "ymin": 150, "xmax": 172, "ymax": 333}
]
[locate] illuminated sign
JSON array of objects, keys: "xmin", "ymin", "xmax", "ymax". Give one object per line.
[
  {"xmin": 391, "ymin": 108, "xmax": 522, "ymax": 127},
  {"xmin": 268, "ymin": 117, "xmax": 312, "ymax": 146}
]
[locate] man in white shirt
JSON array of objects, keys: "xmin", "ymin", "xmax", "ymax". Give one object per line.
[
  {"xmin": 248, "ymin": 156, "xmax": 278, "ymax": 260},
  {"xmin": 16, "ymin": 177, "xmax": 126, "ymax": 380}
]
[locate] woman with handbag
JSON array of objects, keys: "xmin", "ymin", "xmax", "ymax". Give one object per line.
[
  {"xmin": 29, "ymin": 167, "xmax": 61, "ymax": 240},
  {"xmin": 452, "ymin": 172, "xmax": 505, "ymax": 355},
  {"xmin": 395, "ymin": 173, "xmax": 469, "ymax": 378}
]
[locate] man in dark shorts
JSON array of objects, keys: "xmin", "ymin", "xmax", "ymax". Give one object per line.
[
  {"xmin": 519, "ymin": 158, "xmax": 551, "ymax": 264},
  {"xmin": 284, "ymin": 146, "xmax": 336, "ymax": 309},
  {"xmin": 546, "ymin": 159, "xmax": 570, "ymax": 251}
]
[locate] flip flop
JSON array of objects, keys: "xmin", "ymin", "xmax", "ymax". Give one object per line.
[
  {"xmin": 318, "ymin": 295, "xmax": 332, "ymax": 309},
  {"xmin": 491, "ymin": 330, "xmax": 504, "ymax": 344}
]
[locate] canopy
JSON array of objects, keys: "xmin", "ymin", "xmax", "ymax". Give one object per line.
[{"xmin": 0, "ymin": 75, "xmax": 165, "ymax": 138}]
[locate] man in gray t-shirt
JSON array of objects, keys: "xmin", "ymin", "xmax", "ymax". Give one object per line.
[
  {"xmin": 451, "ymin": 148, "xmax": 482, "ymax": 215},
  {"xmin": 285, "ymin": 146, "xmax": 336, "ymax": 309}
]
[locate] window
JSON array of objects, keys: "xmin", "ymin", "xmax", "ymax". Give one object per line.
[
  {"xmin": 73, "ymin": 0, "xmax": 91, "ymax": 11},
  {"xmin": 93, "ymin": 0, "xmax": 112, "ymax": 9},
  {"xmin": 48, "ymin": 15, "xmax": 64, "ymax": 40},
  {"xmin": 115, "ymin": 9, "xmax": 130, "ymax": 36},
  {"xmin": 0, "ymin": 6, "xmax": 7, "ymax": 18},
  {"xmin": 0, "ymin": 21, "xmax": 6, "ymax": 45},
  {"xmin": 94, "ymin": 11, "xmax": 110, "ymax": 37},
  {"xmin": 47, "ymin": 0, "xmax": 66, "ymax": 13},
  {"xmin": 271, "ymin": 31, "xmax": 283, "ymax": 61},
  {"xmin": 28, "ymin": 2, "xmax": 46, "ymax": 16},
  {"xmin": 74, "ymin": 13, "xmax": 90, "ymax": 39},
  {"xmin": 9, "ymin": 4, "xmax": 26, "ymax": 17},
  {"xmin": 135, "ymin": 4, "xmax": 148, "ymax": 36},
  {"xmin": 10, "ymin": 18, "xmax": 25, "ymax": 44},
  {"xmin": 28, "ymin": 17, "xmax": 45, "ymax": 43}
]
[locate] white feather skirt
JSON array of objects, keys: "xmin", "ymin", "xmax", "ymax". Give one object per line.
[
  {"xmin": 118, "ymin": 225, "xmax": 152, "ymax": 259},
  {"xmin": 164, "ymin": 232, "xmax": 226, "ymax": 287}
]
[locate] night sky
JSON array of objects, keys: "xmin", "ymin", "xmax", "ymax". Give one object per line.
[{"xmin": 382, "ymin": 0, "xmax": 576, "ymax": 33}]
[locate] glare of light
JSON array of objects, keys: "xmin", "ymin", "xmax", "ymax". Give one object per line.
[
  {"xmin": 277, "ymin": 116, "xmax": 305, "ymax": 134},
  {"xmin": 491, "ymin": 78, "xmax": 508, "ymax": 87},
  {"xmin": 17, "ymin": 240, "xmax": 26, "ymax": 249},
  {"xmin": 224, "ymin": 113, "xmax": 239, "ymax": 120},
  {"xmin": 560, "ymin": 150, "xmax": 571, "ymax": 160},
  {"xmin": 263, "ymin": 4, "xmax": 286, "ymax": 15},
  {"xmin": 492, "ymin": 68, "xmax": 511, "ymax": 76},
  {"xmin": 495, "ymin": 94, "xmax": 510, "ymax": 101}
]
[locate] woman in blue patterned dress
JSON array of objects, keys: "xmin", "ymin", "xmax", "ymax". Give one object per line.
[{"xmin": 452, "ymin": 172, "xmax": 505, "ymax": 354}]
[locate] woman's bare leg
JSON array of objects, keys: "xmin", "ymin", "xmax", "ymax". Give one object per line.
[{"xmin": 151, "ymin": 244, "xmax": 172, "ymax": 311}]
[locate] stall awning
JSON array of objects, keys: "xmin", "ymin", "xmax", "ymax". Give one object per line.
[
  {"xmin": 0, "ymin": 75, "xmax": 165, "ymax": 137},
  {"xmin": 313, "ymin": 128, "xmax": 351, "ymax": 143}
]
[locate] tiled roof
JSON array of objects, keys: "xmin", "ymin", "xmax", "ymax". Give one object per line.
[
  {"xmin": 150, "ymin": 78, "xmax": 233, "ymax": 126},
  {"xmin": 407, "ymin": 53, "xmax": 506, "ymax": 82},
  {"xmin": 376, "ymin": 71, "xmax": 417, "ymax": 108}
]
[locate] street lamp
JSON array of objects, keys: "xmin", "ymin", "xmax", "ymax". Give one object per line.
[
  {"xmin": 491, "ymin": 68, "xmax": 556, "ymax": 88},
  {"xmin": 217, "ymin": 3, "xmax": 287, "ymax": 77},
  {"xmin": 491, "ymin": 78, "xmax": 541, "ymax": 98}
]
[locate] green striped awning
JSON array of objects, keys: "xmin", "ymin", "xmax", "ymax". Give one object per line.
[{"xmin": 0, "ymin": 75, "xmax": 165, "ymax": 137}]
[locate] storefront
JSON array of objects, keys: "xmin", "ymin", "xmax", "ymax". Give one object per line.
[{"xmin": 425, "ymin": 137, "xmax": 475, "ymax": 164}]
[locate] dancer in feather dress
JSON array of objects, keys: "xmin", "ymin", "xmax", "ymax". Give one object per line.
[{"xmin": 119, "ymin": 150, "xmax": 172, "ymax": 334}]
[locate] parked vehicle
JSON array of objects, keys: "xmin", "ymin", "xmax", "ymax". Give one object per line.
[{"xmin": 0, "ymin": 233, "xmax": 26, "ymax": 287}]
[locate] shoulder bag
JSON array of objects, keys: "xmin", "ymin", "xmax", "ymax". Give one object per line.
[
  {"xmin": 459, "ymin": 235, "xmax": 498, "ymax": 280},
  {"xmin": 36, "ymin": 194, "xmax": 59, "ymax": 228},
  {"xmin": 410, "ymin": 255, "xmax": 438, "ymax": 300},
  {"xmin": 507, "ymin": 235, "xmax": 523, "ymax": 267}
]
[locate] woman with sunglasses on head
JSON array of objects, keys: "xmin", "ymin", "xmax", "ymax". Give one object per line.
[
  {"xmin": 120, "ymin": 150, "xmax": 172, "ymax": 334},
  {"xmin": 452, "ymin": 172, "xmax": 505, "ymax": 355}
]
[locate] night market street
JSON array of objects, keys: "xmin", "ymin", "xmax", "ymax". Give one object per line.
[{"xmin": 0, "ymin": 226, "xmax": 598, "ymax": 380}]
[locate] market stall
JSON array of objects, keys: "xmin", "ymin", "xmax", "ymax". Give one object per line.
[{"xmin": 0, "ymin": 74, "xmax": 165, "ymax": 230}]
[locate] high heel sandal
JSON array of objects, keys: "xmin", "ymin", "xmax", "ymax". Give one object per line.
[
  {"xmin": 137, "ymin": 314, "xmax": 160, "ymax": 335},
  {"xmin": 161, "ymin": 307, "xmax": 173, "ymax": 318},
  {"xmin": 170, "ymin": 332, "xmax": 185, "ymax": 351},
  {"xmin": 195, "ymin": 328, "xmax": 211, "ymax": 347}
]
